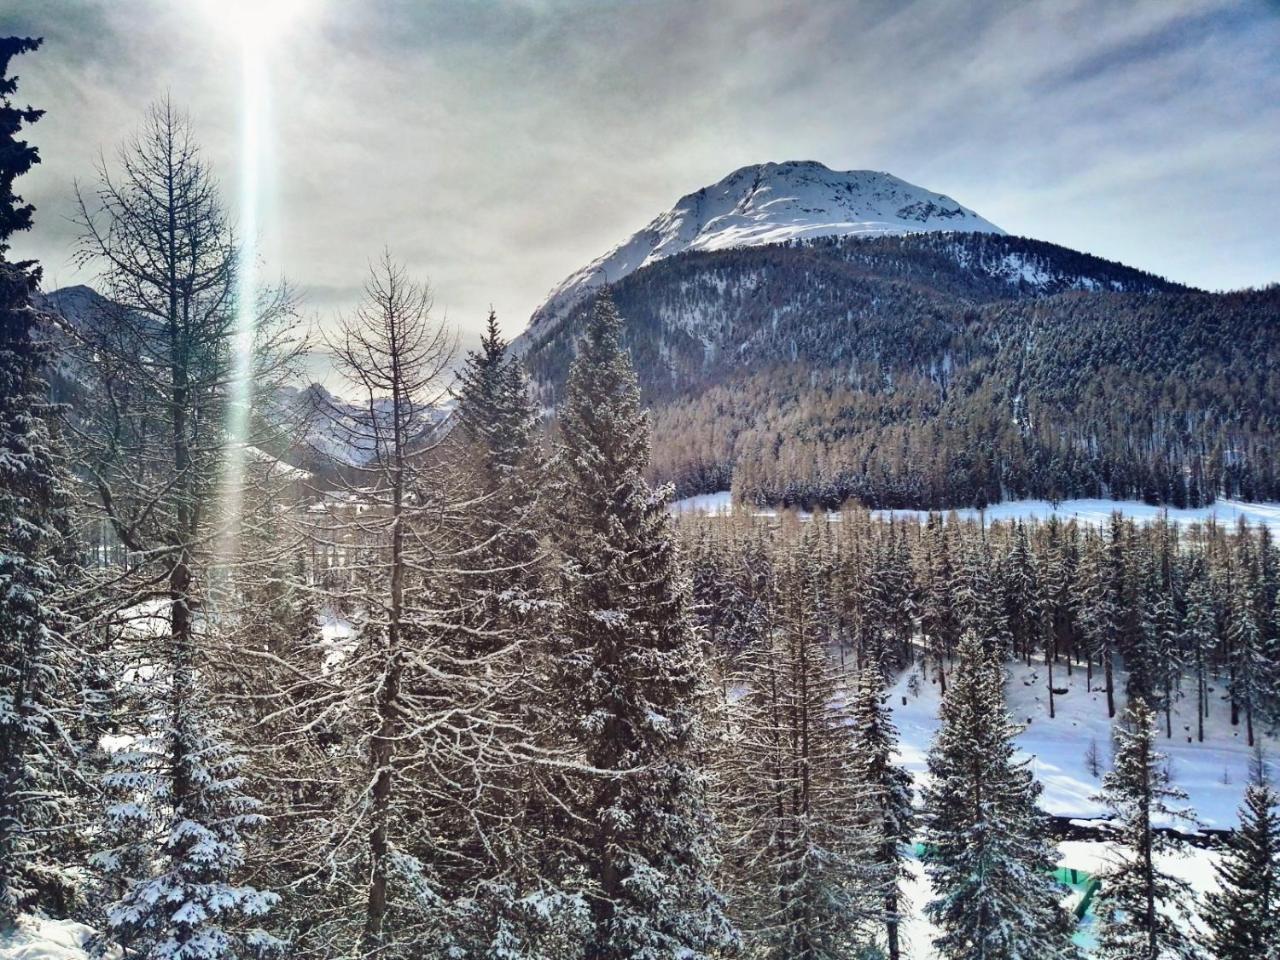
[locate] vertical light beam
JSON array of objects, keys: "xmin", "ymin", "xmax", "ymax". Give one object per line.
[{"xmin": 221, "ymin": 29, "xmax": 267, "ymax": 563}]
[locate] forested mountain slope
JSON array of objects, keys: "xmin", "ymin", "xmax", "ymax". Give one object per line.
[{"xmin": 523, "ymin": 231, "xmax": 1278, "ymax": 509}]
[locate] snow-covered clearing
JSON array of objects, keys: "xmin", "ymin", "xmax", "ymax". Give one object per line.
[
  {"xmin": 897, "ymin": 839, "xmax": 1220, "ymax": 958},
  {"xmin": 670, "ymin": 491, "xmax": 1280, "ymax": 531},
  {"xmin": 0, "ymin": 916, "xmax": 103, "ymax": 960},
  {"xmin": 320, "ymin": 608, "xmax": 356, "ymax": 671},
  {"xmin": 886, "ymin": 657, "xmax": 1273, "ymax": 829}
]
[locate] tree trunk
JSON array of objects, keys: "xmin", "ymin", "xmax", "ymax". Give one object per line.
[
  {"xmin": 1104, "ymin": 646, "xmax": 1115, "ymax": 718},
  {"xmin": 364, "ymin": 380, "xmax": 406, "ymax": 949},
  {"xmin": 885, "ymin": 886, "xmax": 901, "ymax": 960},
  {"xmin": 1047, "ymin": 652, "xmax": 1055, "ymax": 720},
  {"xmin": 1196, "ymin": 654, "xmax": 1205, "ymax": 743},
  {"xmin": 1140, "ymin": 748, "xmax": 1157, "ymax": 958}
]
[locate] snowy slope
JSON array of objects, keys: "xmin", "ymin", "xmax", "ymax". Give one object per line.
[
  {"xmin": 887, "ymin": 657, "xmax": 1274, "ymax": 830},
  {"xmin": 889, "ymin": 656, "xmax": 1252, "ymax": 956},
  {"xmin": 523, "ymin": 161, "xmax": 1003, "ymax": 343},
  {"xmin": 0, "ymin": 916, "xmax": 101, "ymax": 960},
  {"xmin": 898, "ymin": 839, "xmax": 1220, "ymax": 958}
]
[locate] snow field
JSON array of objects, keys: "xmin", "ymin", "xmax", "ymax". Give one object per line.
[
  {"xmin": 895, "ymin": 840, "xmax": 1221, "ymax": 959},
  {"xmin": 880, "ymin": 657, "xmax": 1253, "ymax": 956},
  {"xmin": 887, "ymin": 657, "xmax": 1275, "ymax": 829},
  {"xmin": 0, "ymin": 916, "xmax": 103, "ymax": 960}
]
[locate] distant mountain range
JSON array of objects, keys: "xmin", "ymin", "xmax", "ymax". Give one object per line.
[{"xmin": 34, "ymin": 285, "xmax": 443, "ymax": 474}]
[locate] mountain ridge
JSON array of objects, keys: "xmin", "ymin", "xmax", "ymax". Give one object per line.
[{"xmin": 521, "ymin": 161, "xmax": 1004, "ymax": 347}]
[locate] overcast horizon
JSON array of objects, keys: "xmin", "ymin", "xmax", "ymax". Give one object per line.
[{"xmin": 3, "ymin": 0, "xmax": 1278, "ymax": 354}]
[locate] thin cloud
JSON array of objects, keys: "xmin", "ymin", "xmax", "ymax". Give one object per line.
[{"xmin": 2, "ymin": 0, "xmax": 1276, "ymax": 351}]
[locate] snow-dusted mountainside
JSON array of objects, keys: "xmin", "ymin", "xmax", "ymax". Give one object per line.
[
  {"xmin": 523, "ymin": 161, "xmax": 1004, "ymax": 344},
  {"xmin": 270, "ymin": 382, "xmax": 453, "ymax": 469},
  {"xmin": 35, "ymin": 286, "xmax": 451, "ymax": 475}
]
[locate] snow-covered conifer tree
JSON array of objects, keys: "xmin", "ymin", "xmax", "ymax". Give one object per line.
[
  {"xmin": 445, "ymin": 309, "xmax": 583, "ymax": 959},
  {"xmin": 1201, "ymin": 749, "xmax": 1279, "ymax": 960},
  {"xmin": 1225, "ymin": 570, "xmax": 1266, "ymax": 748},
  {"xmin": 1003, "ymin": 522, "xmax": 1040, "ymax": 666},
  {"xmin": 921, "ymin": 631, "xmax": 1073, "ymax": 960},
  {"xmin": 550, "ymin": 290, "xmax": 736, "ymax": 960},
  {"xmin": 93, "ymin": 703, "xmax": 281, "ymax": 959},
  {"xmin": 1182, "ymin": 566, "xmax": 1217, "ymax": 744},
  {"xmin": 724, "ymin": 534, "xmax": 877, "ymax": 960},
  {"xmin": 919, "ymin": 514, "xmax": 958, "ymax": 694},
  {"xmin": 0, "ymin": 34, "xmax": 82, "ymax": 923},
  {"xmin": 1079, "ymin": 519, "xmax": 1125, "ymax": 717},
  {"xmin": 1092, "ymin": 698, "xmax": 1202, "ymax": 960},
  {"xmin": 954, "ymin": 536, "xmax": 1010, "ymax": 662},
  {"xmin": 848, "ymin": 651, "xmax": 914, "ymax": 960}
]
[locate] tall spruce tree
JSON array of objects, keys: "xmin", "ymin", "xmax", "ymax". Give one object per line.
[
  {"xmin": 1225, "ymin": 569, "xmax": 1266, "ymax": 748},
  {"xmin": 0, "ymin": 37, "xmax": 40, "ymax": 257},
  {"xmin": 1182, "ymin": 567, "xmax": 1217, "ymax": 744},
  {"xmin": 1003, "ymin": 522, "xmax": 1040, "ymax": 666},
  {"xmin": 724, "ymin": 534, "xmax": 876, "ymax": 960},
  {"xmin": 451, "ymin": 307, "xmax": 543, "ymax": 648},
  {"xmin": 446, "ymin": 310, "xmax": 581, "ymax": 959},
  {"xmin": 955, "ymin": 536, "xmax": 1010, "ymax": 662},
  {"xmin": 920, "ymin": 514, "xmax": 958, "ymax": 694},
  {"xmin": 0, "ymin": 34, "xmax": 83, "ymax": 925},
  {"xmin": 921, "ymin": 631, "xmax": 1073, "ymax": 960},
  {"xmin": 1200, "ymin": 749, "xmax": 1279, "ymax": 960},
  {"xmin": 1080, "ymin": 519, "xmax": 1125, "ymax": 717},
  {"xmin": 1092, "ymin": 698, "xmax": 1201, "ymax": 960},
  {"xmin": 551, "ymin": 291, "xmax": 736, "ymax": 960}
]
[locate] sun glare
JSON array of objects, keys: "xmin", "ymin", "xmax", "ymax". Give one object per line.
[
  {"xmin": 215, "ymin": 0, "xmax": 308, "ymax": 563},
  {"xmin": 205, "ymin": 0, "xmax": 310, "ymax": 45}
]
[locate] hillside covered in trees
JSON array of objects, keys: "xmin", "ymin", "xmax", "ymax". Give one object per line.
[{"xmin": 523, "ymin": 233, "xmax": 1279, "ymax": 510}]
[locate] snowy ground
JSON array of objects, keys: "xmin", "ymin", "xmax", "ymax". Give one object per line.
[
  {"xmin": 670, "ymin": 491, "xmax": 1280, "ymax": 531},
  {"xmin": 879, "ymin": 498, "xmax": 1280, "ymax": 532},
  {"xmin": 897, "ymin": 839, "xmax": 1220, "ymax": 958},
  {"xmin": 890, "ymin": 656, "xmax": 1242, "ymax": 957},
  {"xmin": 887, "ymin": 658, "xmax": 1273, "ymax": 829},
  {"xmin": 0, "ymin": 916, "xmax": 102, "ymax": 960}
]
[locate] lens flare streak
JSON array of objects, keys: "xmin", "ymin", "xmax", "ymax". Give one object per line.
[{"xmin": 220, "ymin": 33, "xmax": 267, "ymax": 560}]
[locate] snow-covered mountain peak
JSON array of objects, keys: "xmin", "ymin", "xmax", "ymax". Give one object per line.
[{"xmin": 522, "ymin": 161, "xmax": 1003, "ymax": 343}]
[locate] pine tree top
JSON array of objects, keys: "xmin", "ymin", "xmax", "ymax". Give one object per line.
[
  {"xmin": 556, "ymin": 290, "xmax": 650, "ymax": 506},
  {"xmin": 0, "ymin": 36, "xmax": 43, "ymax": 257}
]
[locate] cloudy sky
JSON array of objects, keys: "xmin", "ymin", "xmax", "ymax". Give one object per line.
[{"xmin": 3, "ymin": 0, "xmax": 1278, "ymax": 351}]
